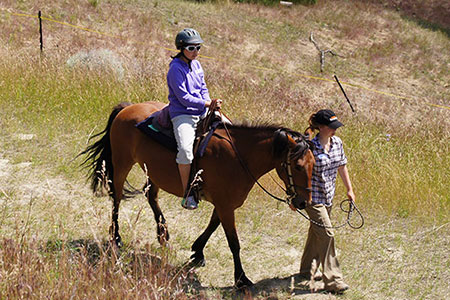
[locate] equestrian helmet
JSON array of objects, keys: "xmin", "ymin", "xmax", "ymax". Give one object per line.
[{"xmin": 175, "ymin": 28, "xmax": 204, "ymax": 50}]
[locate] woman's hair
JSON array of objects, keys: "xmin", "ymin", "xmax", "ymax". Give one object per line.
[
  {"xmin": 170, "ymin": 51, "xmax": 192, "ymax": 70},
  {"xmin": 304, "ymin": 113, "xmax": 320, "ymax": 138},
  {"xmin": 171, "ymin": 52, "xmax": 183, "ymax": 59}
]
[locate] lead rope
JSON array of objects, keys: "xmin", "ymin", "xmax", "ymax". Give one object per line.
[
  {"xmin": 218, "ymin": 110, "xmax": 364, "ymax": 229},
  {"xmin": 295, "ymin": 199, "xmax": 364, "ymax": 229},
  {"xmin": 267, "ymin": 172, "xmax": 364, "ymax": 229}
]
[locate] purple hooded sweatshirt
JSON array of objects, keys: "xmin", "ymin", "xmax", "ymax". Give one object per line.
[{"xmin": 167, "ymin": 57, "xmax": 211, "ymax": 119}]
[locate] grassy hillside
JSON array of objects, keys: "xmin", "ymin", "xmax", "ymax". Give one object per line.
[
  {"xmin": 0, "ymin": 0, "xmax": 449, "ymax": 299},
  {"xmin": 369, "ymin": 0, "xmax": 450, "ymax": 31}
]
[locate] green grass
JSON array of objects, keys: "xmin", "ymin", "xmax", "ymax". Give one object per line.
[{"xmin": 0, "ymin": 0, "xmax": 449, "ymax": 299}]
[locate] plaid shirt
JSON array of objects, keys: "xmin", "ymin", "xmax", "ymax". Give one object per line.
[{"xmin": 311, "ymin": 135, "xmax": 347, "ymax": 206}]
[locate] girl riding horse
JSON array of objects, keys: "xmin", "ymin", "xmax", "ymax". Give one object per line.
[{"xmin": 168, "ymin": 28, "xmax": 222, "ymax": 210}]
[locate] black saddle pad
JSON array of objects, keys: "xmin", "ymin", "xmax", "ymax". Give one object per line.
[{"xmin": 135, "ymin": 113, "xmax": 177, "ymax": 151}]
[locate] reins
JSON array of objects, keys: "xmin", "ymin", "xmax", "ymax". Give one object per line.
[
  {"xmin": 219, "ymin": 113, "xmax": 288, "ymax": 203},
  {"xmin": 218, "ymin": 110, "xmax": 364, "ymax": 230}
]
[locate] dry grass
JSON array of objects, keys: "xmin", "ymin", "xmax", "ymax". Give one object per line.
[
  {"xmin": 0, "ymin": 237, "xmax": 204, "ymax": 299},
  {"xmin": 1, "ymin": 0, "xmax": 449, "ymax": 299}
]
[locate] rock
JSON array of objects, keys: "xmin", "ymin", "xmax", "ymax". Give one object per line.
[{"xmin": 15, "ymin": 134, "xmax": 35, "ymax": 140}]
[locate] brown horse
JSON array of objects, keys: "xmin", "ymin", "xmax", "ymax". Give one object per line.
[{"xmin": 81, "ymin": 101, "xmax": 315, "ymax": 288}]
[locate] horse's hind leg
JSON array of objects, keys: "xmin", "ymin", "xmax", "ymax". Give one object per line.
[
  {"xmin": 110, "ymin": 162, "xmax": 133, "ymax": 248},
  {"xmin": 190, "ymin": 208, "xmax": 220, "ymax": 266},
  {"xmin": 145, "ymin": 180, "xmax": 169, "ymax": 245}
]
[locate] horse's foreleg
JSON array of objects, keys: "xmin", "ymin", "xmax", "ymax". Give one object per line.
[
  {"xmin": 190, "ymin": 208, "xmax": 220, "ymax": 266},
  {"xmin": 218, "ymin": 208, "xmax": 253, "ymax": 288},
  {"xmin": 145, "ymin": 181, "xmax": 169, "ymax": 245}
]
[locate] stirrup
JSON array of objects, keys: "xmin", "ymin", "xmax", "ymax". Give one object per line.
[{"xmin": 181, "ymin": 195, "xmax": 198, "ymax": 210}]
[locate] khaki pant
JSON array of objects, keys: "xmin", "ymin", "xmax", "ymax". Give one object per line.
[{"xmin": 299, "ymin": 204, "xmax": 345, "ymax": 286}]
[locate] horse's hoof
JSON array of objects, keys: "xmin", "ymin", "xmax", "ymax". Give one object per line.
[
  {"xmin": 157, "ymin": 233, "xmax": 170, "ymax": 246},
  {"xmin": 235, "ymin": 276, "xmax": 254, "ymax": 290},
  {"xmin": 157, "ymin": 223, "xmax": 170, "ymax": 246},
  {"xmin": 189, "ymin": 254, "xmax": 206, "ymax": 268},
  {"xmin": 114, "ymin": 236, "xmax": 123, "ymax": 248}
]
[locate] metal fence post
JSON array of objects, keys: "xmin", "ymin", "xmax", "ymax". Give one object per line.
[{"xmin": 38, "ymin": 11, "xmax": 43, "ymax": 53}]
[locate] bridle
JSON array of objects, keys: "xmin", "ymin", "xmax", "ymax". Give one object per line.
[{"xmin": 281, "ymin": 148, "xmax": 311, "ymax": 209}]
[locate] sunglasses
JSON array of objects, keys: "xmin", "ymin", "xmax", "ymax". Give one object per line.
[{"xmin": 184, "ymin": 45, "xmax": 201, "ymax": 52}]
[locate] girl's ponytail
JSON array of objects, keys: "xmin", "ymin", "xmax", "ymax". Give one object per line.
[{"xmin": 304, "ymin": 113, "xmax": 319, "ymax": 139}]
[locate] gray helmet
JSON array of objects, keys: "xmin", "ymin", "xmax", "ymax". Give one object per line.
[{"xmin": 175, "ymin": 28, "xmax": 204, "ymax": 50}]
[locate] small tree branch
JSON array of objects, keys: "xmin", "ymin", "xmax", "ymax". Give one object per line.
[
  {"xmin": 309, "ymin": 32, "xmax": 342, "ymax": 72},
  {"xmin": 309, "ymin": 32, "xmax": 321, "ymax": 51}
]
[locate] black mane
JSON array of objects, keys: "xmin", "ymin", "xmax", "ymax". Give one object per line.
[
  {"xmin": 221, "ymin": 121, "xmax": 311, "ymax": 159},
  {"xmin": 223, "ymin": 120, "xmax": 301, "ymax": 136}
]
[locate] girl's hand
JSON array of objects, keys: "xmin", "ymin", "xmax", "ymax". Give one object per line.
[
  {"xmin": 347, "ymin": 189, "xmax": 355, "ymax": 202},
  {"xmin": 215, "ymin": 99, "xmax": 223, "ymax": 109},
  {"xmin": 205, "ymin": 99, "xmax": 222, "ymax": 108}
]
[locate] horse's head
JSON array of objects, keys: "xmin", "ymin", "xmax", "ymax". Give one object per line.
[{"xmin": 273, "ymin": 129, "xmax": 315, "ymax": 210}]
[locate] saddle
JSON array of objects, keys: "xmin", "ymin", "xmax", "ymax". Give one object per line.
[{"xmin": 135, "ymin": 100, "xmax": 230, "ymax": 202}]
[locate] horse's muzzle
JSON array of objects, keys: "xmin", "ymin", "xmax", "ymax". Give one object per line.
[{"xmin": 291, "ymin": 196, "xmax": 307, "ymax": 210}]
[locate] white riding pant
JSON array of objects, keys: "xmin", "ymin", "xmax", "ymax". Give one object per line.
[
  {"xmin": 171, "ymin": 110, "xmax": 230, "ymax": 164},
  {"xmin": 172, "ymin": 114, "xmax": 201, "ymax": 165}
]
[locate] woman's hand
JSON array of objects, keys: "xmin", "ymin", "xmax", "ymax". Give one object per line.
[
  {"xmin": 338, "ymin": 165, "xmax": 355, "ymax": 202},
  {"xmin": 215, "ymin": 99, "xmax": 223, "ymax": 109},
  {"xmin": 206, "ymin": 99, "xmax": 222, "ymax": 109},
  {"xmin": 347, "ymin": 189, "xmax": 355, "ymax": 203}
]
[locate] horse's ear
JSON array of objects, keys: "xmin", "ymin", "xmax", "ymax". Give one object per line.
[
  {"xmin": 304, "ymin": 127, "xmax": 313, "ymax": 141},
  {"xmin": 273, "ymin": 129, "xmax": 288, "ymax": 157},
  {"xmin": 286, "ymin": 135, "xmax": 297, "ymax": 148}
]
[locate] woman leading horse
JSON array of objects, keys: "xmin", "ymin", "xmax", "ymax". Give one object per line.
[{"xmin": 81, "ymin": 101, "xmax": 314, "ymax": 288}]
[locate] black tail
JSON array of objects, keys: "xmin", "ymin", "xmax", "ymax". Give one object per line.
[{"xmin": 79, "ymin": 102, "xmax": 132, "ymax": 197}]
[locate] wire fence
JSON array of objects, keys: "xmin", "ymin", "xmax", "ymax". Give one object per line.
[{"xmin": 2, "ymin": 9, "xmax": 449, "ymax": 111}]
